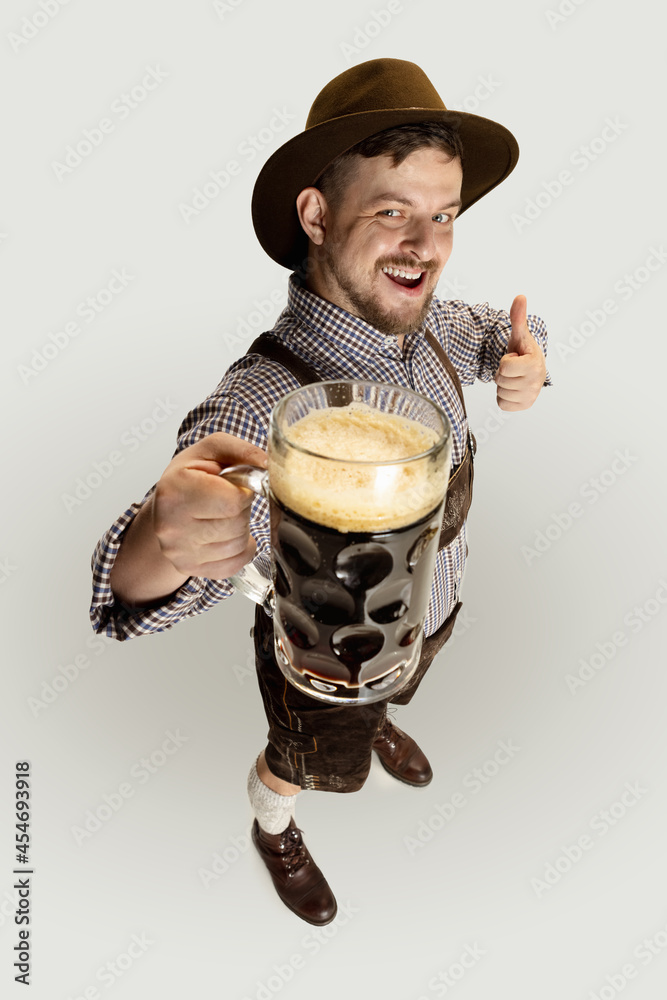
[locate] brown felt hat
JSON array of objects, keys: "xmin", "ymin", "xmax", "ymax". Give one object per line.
[{"xmin": 251, "ymin": 58, "xmax": 520, "ymax": 270}]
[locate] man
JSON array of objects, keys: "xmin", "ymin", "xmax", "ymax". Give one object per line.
[{"xmin": 90, "ymin": 58, "xmax": 550, "ymax": 926}]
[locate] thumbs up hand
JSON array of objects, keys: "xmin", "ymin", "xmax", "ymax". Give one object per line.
[{"xmin": 494, "ymin": 295, "xmax": 547, "ymax": 411}]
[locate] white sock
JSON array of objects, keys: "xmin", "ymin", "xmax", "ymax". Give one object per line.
[{"xmin": 247, "ymin": 759, "xmax": 299, "ymax": 835}]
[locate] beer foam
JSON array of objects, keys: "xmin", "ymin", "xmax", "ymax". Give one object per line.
[
  {"xmin": 271, "ymin": 403, "xmax": 446, "ymax": 532},
  {"xmin": 287, "ymin": 403, "xmax": 436, "ymax": 463}
]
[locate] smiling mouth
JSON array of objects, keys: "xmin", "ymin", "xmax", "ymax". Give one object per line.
[{"xmin": 381, "ymin": 266, "xmax": 425, "ymax": 289}]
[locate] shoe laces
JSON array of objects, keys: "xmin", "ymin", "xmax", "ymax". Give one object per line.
[
  {"xmin": 279, "ymin": 826, "xmax": 310, "ymax": 876},
  {"xmin": 378, "ymin": 710, "xmax": 406, "ymax": 743}
]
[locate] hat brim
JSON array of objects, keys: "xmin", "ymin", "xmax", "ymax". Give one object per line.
[{"xmin": 251, "ymin": 107, "xmax": 519, "ymax": 270}]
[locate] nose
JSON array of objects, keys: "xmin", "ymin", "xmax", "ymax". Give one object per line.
[{"xmin": 398, "ymin": 214, "xmax": 437, "ymax": 262}]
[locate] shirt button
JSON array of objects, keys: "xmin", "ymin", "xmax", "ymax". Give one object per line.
[{"xmin": 382, "ymin": 337, "xmax": 397, "ymax": 353}]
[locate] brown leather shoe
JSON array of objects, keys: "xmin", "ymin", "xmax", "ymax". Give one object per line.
[
  {"xmin": 372, "ymin": 714, "xmax": 433, "ymax": 786},
  {"xmin": 251, "ymin": 818, "xmax": 337, "ymax": 925}
]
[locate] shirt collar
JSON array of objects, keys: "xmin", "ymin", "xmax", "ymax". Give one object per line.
[{"xmin": 285, "ymin": 272, "xmax": 432, "ymax": 351}]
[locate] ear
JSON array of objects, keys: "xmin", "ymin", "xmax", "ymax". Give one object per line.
[{"xmin": 295, "ymin": 187, "xmax": 328, "ymax": 246}]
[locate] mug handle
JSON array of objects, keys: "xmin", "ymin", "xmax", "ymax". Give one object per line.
[{"xmin": 218, "ymin": 464, "xmax": 274, "ymax": 613}]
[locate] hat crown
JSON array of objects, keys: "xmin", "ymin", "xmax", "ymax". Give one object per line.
[{"xmin": 305, "ymin": 58, "xmax": 447, "ymax": 131}]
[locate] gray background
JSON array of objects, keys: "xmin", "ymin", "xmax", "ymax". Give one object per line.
[{"xmin": 2, "ymin": 0, "xmax": 666, "ymax": 997}]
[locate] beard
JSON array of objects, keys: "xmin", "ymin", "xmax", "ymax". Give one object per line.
[{"xmin": 322, "ymin": 245, "xmax": 437, "ymax": 338}]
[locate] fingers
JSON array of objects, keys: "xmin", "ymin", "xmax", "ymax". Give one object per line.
[
  {"xmin": 188, "ymin": 466, "xmax": 257, "ymax": 518},
  {"xmin": 497, "ymin": 396, "xmax": 533, "ymax": 412},
  {"xmin": 155, "ymin": 500, "xmax": 258, "ymax": 577},
  {"xmin": 154, "ymin": 469, "xmax": 254, "ymax": 535},
  {"xmin": 495, "ymin": 356, "xmax": 525, "ymax": 380},
  {"xmin": 495, "ymin": 382, "xmax": 522, "ymax": 399},
  {"xmin": 189, "ymin": 431, "xmax": 269, "ymax": 472},
  {"xmin": 496, "ymin": 375, "xmax": 541, "ymax": 410},
  {"xmin": 190, "ymin": 533, "xmax": 259, "ymax": 581},
  {"xmin": 152, "ymin": 431, "xmax": 268, "ymax": 578},
  {"xmin": 495, "ymin": 380, "xmax": 523, "ymax": 405},
  {"xmin": 496, "ymin": 349, "xmax": 545, "ymax": 385}
]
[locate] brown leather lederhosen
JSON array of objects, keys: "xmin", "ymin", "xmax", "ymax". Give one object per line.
[{"xmin": 247, "ymin": 332, "xmax": 476, "ymax": 791}]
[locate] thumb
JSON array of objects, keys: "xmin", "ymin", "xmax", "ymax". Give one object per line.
[
  {"xmin": 180, "ymin": 431, "xmax": 268, "ymax": 476},
  {"xmin": 506, "ymin": 294, "xmax": 533, "ymax": 355}
]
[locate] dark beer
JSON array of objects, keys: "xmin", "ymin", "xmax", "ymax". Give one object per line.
[
  {"xmin": 222, "ymin": 386, "xmax": 451, "ymax": 704},
  {"xmin": 271, "ymin": 495, "xmax": 443, "ymax": 703}
]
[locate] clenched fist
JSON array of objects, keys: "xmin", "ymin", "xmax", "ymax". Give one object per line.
[
  {"xmin": 152, "ymin": 432, "xmax": 269, "ymax": 579},
  {"xmin": 110, "ymin": 432, "xmax": 268, "ymax": 606}
]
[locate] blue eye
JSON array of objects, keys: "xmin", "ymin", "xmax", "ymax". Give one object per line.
[
  {"xmin": 381, "ymin": 209, "xmax": 401, "ymax": 217},
  {"xmin": 433, "ymin": 213, "xmax": 452, "ymax": 224}
]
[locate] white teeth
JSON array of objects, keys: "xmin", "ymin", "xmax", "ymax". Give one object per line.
[{"xmin": 382, "ymin": 266, "xmax": 422, "ymax": 278}]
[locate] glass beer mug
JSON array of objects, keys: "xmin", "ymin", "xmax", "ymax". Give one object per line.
[{"xmin": 220, "ymin": 381, "xmax": 452, "ymax": 705}]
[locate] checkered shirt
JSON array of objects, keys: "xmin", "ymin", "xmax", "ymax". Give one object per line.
[{"xmin": 90, "ymin": 273, "xmax": 550, "ymax": 640}]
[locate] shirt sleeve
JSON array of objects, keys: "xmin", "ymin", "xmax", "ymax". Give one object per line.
[
  {"xmin": 89, "ymin": 387, "xmax": 272, "ymax": 641},
  {"xmin": 438, "ymin": 299, "xmax": 553, "ymax": 387}
]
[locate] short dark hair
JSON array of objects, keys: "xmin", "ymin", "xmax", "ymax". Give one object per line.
[{"xmin": 315, "ymin": 121, "xmax": 463, "ymax": 208}]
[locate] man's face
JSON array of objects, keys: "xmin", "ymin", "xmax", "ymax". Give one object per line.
[{"xmin": 311, "ymin": 147, "xmax": 463, "ymax": 337}]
